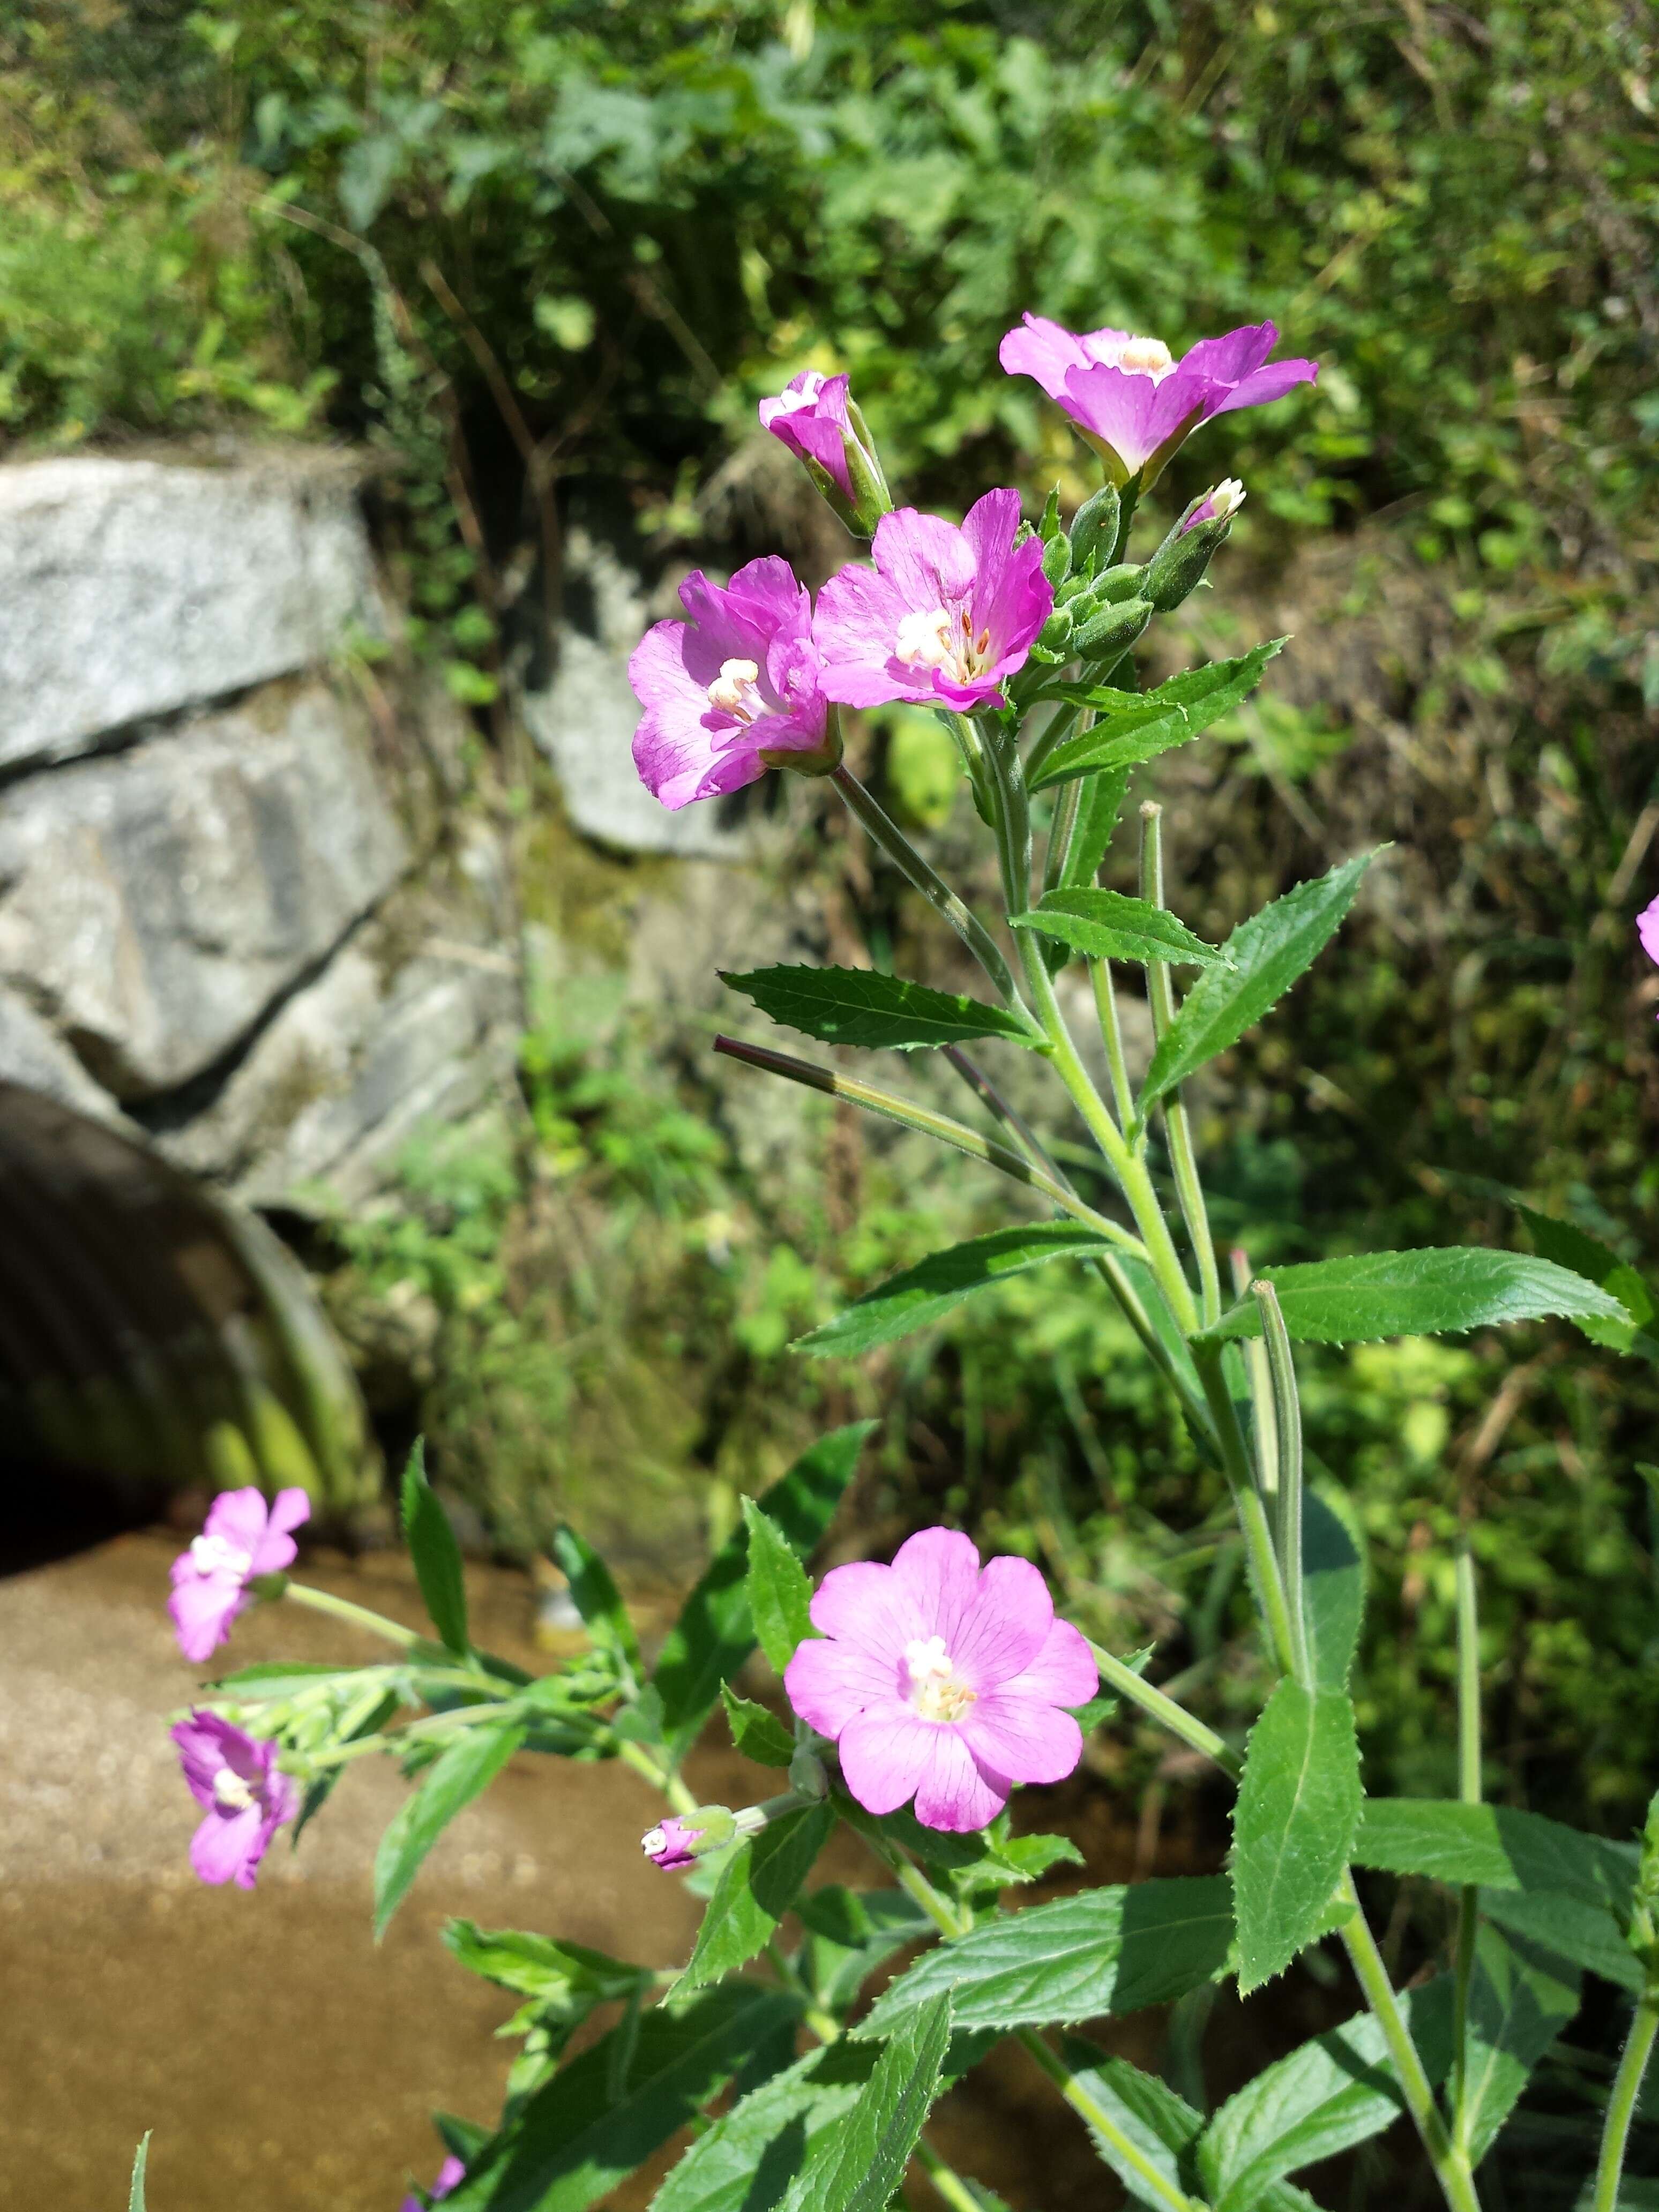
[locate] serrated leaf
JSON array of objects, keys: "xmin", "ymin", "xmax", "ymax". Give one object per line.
[
  {"xmin": 1460, "ymin": 1925, "xmax": 1581, "ymax": 2161},
  {"xmin": 211, "ymin": 1661, "xmax": 371, "ymax": 1697},
  {"xmin": 402, "ymin": 1438, "xmax": 469, "ymax": 1655},
  {"xmin": 1141, "ymin": 851, "xmax": 1378, "ymax": 1112},
  {"xmin": 1515, "ymin": 1204, "xmax": 1656, "ymax": 1356},
  {"xmin": 443, "ymin": 1919, "xmax": 646, "ymax": 2001},
  {"xmin": 1059, "ymin": 2041, "xmax": 1204, "ymax": 2209},
  {"xmin": 1030, "ymin": 640, "xmax": 1287, "ymax": 790},
  {"xmin": 129, "ymin": 2134, "xmax": 151, "ymax": 2212},
  {"xmin": 1354, "ymin": 1799, "xmax": 1636, "ymax": 1917},
  {"xmin": 550, "ymin": 1527, "xmax": 642, "ymax": 1684},
  {"xmin": 720, "ymin": 1685, "xmax": 796, "ymax": 1768},
  {"xmin": 677, "ymin": 1801, "xmax": 835, "ymax": 1994},
  {"xmin": 721, "ymin": 966, "xmax": 1036, "ymax": 1051},
  {"xmin": 1015, "ymin": 888, "xmax": 1231, "ymax": 967},
  {"xmin": 651, "ymin": 2042, "xmax": 880, "ymax": 2212},
  {"xmin": 779, "ymin": 1992, "xmax": 953, "ymax": 2212},
  {"xmin": 796, "ymin": 1223, "xmax": 1129, "ymax": 1359},
  {"xmin": 1198, "ymin": 1979, "xmax": 1455, "ymax": 2210},
  {"xmin": 1479, "ymin": 1889, "xmax": 1642, "ymax": 1992},
  {"xmin": 653, "ymin": 1424, "xmax": 872, "ymax": 1765},
  {"xmin": 1303, "ymin": 1488, "xmax": 1366, "ymax": 1691},
  {"xmin": 742, "ymin": 1497, "xmax": 814, "ymax": 1673},
  {"xmin": 855, "ymin": 1877, "xmax": 1233, "ymax": 2037},
  {"xmin": 373, "ymin": 1722, "xmax": 525, "ymax": 1938},
  {"xmin": 1200, "ymin": 1248, "xmax": 1633, "ymax": 1347},
  {"xmin": 443, "ymin": 1985, "xmax": 798, "ymax": 2212},
  {"xmin": 1231, "ymin": 1681, "xmax": 1363, "ymax": 1993},
  {"xmin": 1060, "ymin": 769, "xmax": 1133, "ymax": 889}
]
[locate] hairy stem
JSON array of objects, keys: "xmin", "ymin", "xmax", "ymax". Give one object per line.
[
  {"xmin": 1015, "ymin": 2028, "xmax": 1203, "ymax": 2212},
  {"xmin": 615, "ymin": 1736, "xmax": 700, "ymax": 1817},
  {"xmin": 1089, "ymin": 957, "xmax": 1138, "ymax": 1130},
  {"xmin": 1451, "ymin": 1543, "xmax": 1482, "ymax": 2144},
  {"xmin": 1087, "ymin": 1640, "xmax": 1240, "ymax": 1777},
  {"xmin": 1252, "ymin": 1281, "xmax": 1311, "ymax": 1687},
  {"xmin": 1139, "ymin": 803, "xmax": 1222, "ymax": 1329},
  {"xmin": 1594, "ymin": 1993, "xmax": 1659, "ymax": 2212},
  {"xmin": 280, "ymin": 1579, "xmax": 429, "ymax": 1651}
]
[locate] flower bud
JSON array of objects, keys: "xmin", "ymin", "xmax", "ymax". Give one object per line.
[
  {"xmin": 1035, "ymin": 602, "xmax": 1074, "ymax": 655},
  {"xmin": 1072, "ymin": 595, "xmax": 1152, "ymax": 660},
  {"xmin": 640, "ymin": 1806, "xmax": 736, "ymax": 1871},
  {"xmin": 1040, "ymin": 532, "xmax": 1071, "ymax": 587},
  {"xmin": 1068, "ymin": 483, "xmax": 1122, "ymax": 576},
  {"xmin": 759, "ymin": 373, "xmax": 892, "ymax": 539},
  {"xmin": 1142, "ymin": 481, "xmax": 1245, "ymax": 612},
  {"xmin": 788, "ymin": 1743, "xmax": 829, "ymax": 1800}
]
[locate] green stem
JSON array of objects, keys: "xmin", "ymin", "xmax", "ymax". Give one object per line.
[
  {"xmin": 1108, "ymin": 477, "xmax": 1141, "ymax": 567},
  {"xmin": 1252, "ymin": 1281, "xmax": 1311, "ymax": 1687},
  {"xmin": 763, "ymin": 1939, "xmax": 843, "ymax": 2046},
  {"xmin": 615, "ymin": 1736, "xmax": 700, "ymax": 1816},
  {"xmin": 1593, "ymin": 1993, "xmax": 1659, "ymax": 2212},
  {"xmin": 1337, "ymin": 1873, "xmax": 1484, "ymax": 2212},
  {"xmin": 1139, "ymin": 803, "xmax": 1222, "ymax": 1330},
  {"xmin": 1087, "ymin": 1640, "xmax": 1239, "ymax": 1777},
  {"xmin": 1189, "ymin": 1339, "xmax": 1296, "ymax": 1675},
  {"xmin": 280, "ymin": 1579, "xmax": 428, "ymax": 1651},
  {"xmin": 831, "ymin": 764, "xmax": 1030, "ymax": 1018},
  {"xmin": 1231, "ymin": 1247, "xmax": 1279, "ymax": 1511},
  {"xmin": 1015, "ymin": 2028, "xmax": 1202, "ymax": 2212},
  {"xmin": 1089, "ymin": 958, "xmax": 1137, "ymax": 1130},
  {"xmin": 1452, "ymin": 1543, "xmax": 1482, "ymax": 2144},
  {"xmin": 912, "ymin": 2137, "xmax": 989, "ymax": 2212},
  {"xmin": 304, "ymin": 1695, "xmax": 530, "ymax": 1770},
  {"xmin": 1042, "ymin": 772, "xmax": 1083, "ymax": 896}
]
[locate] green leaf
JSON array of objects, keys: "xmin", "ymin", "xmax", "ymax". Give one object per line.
[
  {"xmin": 1059, "ymin": 769, "xmax": 1132, "ymax": 890},
  {"xmin": 1515, "ymin": 1204, "xmax": 1655, "ymax": 1355},
  {"xmin": 402, "ymin": 1438, "xmax": 469, "ymax": 1656},
  {"xmin": 129, "ymin": 2134, "xmax": 151, "ymax": 2212},
  {"xmin": 443, "ymin": 1919, "xmax": 646, "ymax": 2002},
  {"xmin": 1073, "ymin": 1642, "xmax": 1152, "ymax": 1733},
  {"xmin": 652, "ymin": 2042, "xmax": 881, "ymax": 2212},
  {"xmin": 720, "ymin": 966, "xmax": 1036, "ymax": 1051},
  {"xmin": 1231, "ymin": 1681, "xmax": 1363, "ymax": 1993},
  {"xmin": 1199, "ymin": 1248, "xmax": 1633, "ymax": 1347},
  {"xmin": 1030, "ymin": 640, "xmax": 1287, "ymax": 790},
  {"xmin": 1197, "ymin": 1981, "xmax": 1455, "ymax": 2210},
  {"xmin": 1141, "ymin": 850, "xmax": 1378, "ymax": 1114},
  {"xmin": 550, "ymin": 1527, "xmax": 642, "ymax": 1684},
  {"xmin": 1460, "ymin": 1925, "xmax": 1581, "ymax": 2162},
  {"xmin": 1014, "ymin": 888, "xmax": 1231, "ymax": 967},
  {"xmin": 1058, "ymin": 2041, "xmax": 1204, "ymax": 2209},
  {"xmin": 653, "ymin": 1424, "xmax": 872, "ymax": 1765},
  {"xmin": 211, "ymin": 1661, "xmax": 372, "ymax": 1697},
  {"xmin": 855, "ymin": 1876, "xmax": 1233, "ymax": 2037},
  {"xmin": 720, "ymin": 1685, "xmax": 796, "ymax": 1768},
  {"xmin": 1480, "ymin": 1889, "xmax": 1642, "ymax": 1992},
  {"xmin": 779, "ymin": 1992, "xmax": 953, "ymax": 2212},
  {"xmin": 796, "ymin": 1223, "xmax": 1129, "ymax": 1359},
  {"xmin": 443, "ymin": 1985, "xmax": 797, "ymax": 2212},
  {"xmin": 1303, "ymin": 1488, "xmax": 1366, "ymax": 1692},
  {"xmin": 373, "ymin": 1721, "xmax": 525, "ymax": 1938},
  {"xmin": 1354, "ymin": 1798, "xmax": 1636, "ymax": 1911},
  {"xmin": 797, "ymin": 1888, "xmax": 938, "ymax": 2012},
  {"xmin": 677, "ymin": 1801, "xmax": 835, "ymax": 1994},
  {"xmin": 742, "ymin": 1497, "xmax": 815, "ymax": 1673}
]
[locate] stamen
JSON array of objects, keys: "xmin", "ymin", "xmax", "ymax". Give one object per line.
[
  {"xmin": 213, "ymin": 1768, "xmax": 257, "ymax": 1813},
  {"xmin": 894, "ymin": 608, "xmax": 954, "ymax": 670},
  {"xmin": 706, "ymin": 658, "xmax": 763, "ymax": 719},
  {"xmin": 190, "ymin": 1533, "xmax": 253, "ymax": 1580},
  {"xmin": 903, "ymin": 1635, "xmax": 978, "ymax": 1722},
  {"xmin": 1118, "ymin": 334, "xmax": 1175, "ymax": 380}
]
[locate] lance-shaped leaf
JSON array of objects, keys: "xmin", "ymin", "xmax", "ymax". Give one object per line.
[
  {"xmin": 720, "ymin": 966, "xmax": 1037, "ymax": 1051},
  {"xmin": 374, "ymin": 1720, "xmax": 526, "ymax": 1937},
  {"xmin": 402, "ymin": 1437, "xmax": 469, "ymax": 1655},
  {"xmin": 1030, "ymin": 639, "xmax": 1287, "ymax": 790},
  {"xmin": 1196, "ymin": 1979, "xmax": 1454, "ymax": 2210},
  {"xmin": 1140, "ymin": 850, "xmax": 1378, "ymax": 1114},
  {"xmin": 1199, "ymin": 1249, "xmax": 1633, "ymax": 1347},
  {"xmin": 1014, "ymin": 888, "xmax": 1231, "ymax": 968},
  {"xmin": 550, "ymin": 1526, "xmax": 642, "ymax": 1685},
  {"xmin": 1514, "ymin": 1203, "xmax": 1659, "ymax": 1358},
  {"xmin": 129, "ymin": 2135, "xmax": 151, "ymax": 2212},
  {"xmin": 1059, "ymin": 2041, "xmax": 1205, "ymax": 2209},
  {"xmin": 1057, "ymin": 768, "xmax": 1133, "ymax": 891},
  {"xmin": 796, "ymin": 1222, "xmax": 1130, "ymax": 1359},
  {"xmin": 1303, "ymin": 1488, "xmax": 1366, "ymax": 1692},
  {"xmin": 443, "ymin": 1985, "xmax": 798, "ymax": 2212},
  {"xmin": 779, "ymin": 1993, "xmax": 953, "ymax": 2212},
  {"xmin": 742, "ymin": 1497, "xmax": 814, "ymax": 1673},
  {"xmin": 854, "ymin": 1876, "xmax": 1233, "ymax": 2037},
  {"xmin": 720, "ymin": 1686, "xmax": 796, "ymax": 1768},
  {"xmin": 652, "ymin": 2041, "xmax": 882, "ymax": 2212},
  {"xmin": 676, "ymin": 1801, "xmax": 835, "ymax": 1994},
  {"xmin": 652, "ymin": 1423, "xmax": 873, "ymax": 1765},
  {"xmin": 1231, "ymin": 1680, "xmax": 1363, "ymax": 1993},
  {"xmin": 1459, "ymin": 1925, "xmax": 1581, "ymax": 2162}
]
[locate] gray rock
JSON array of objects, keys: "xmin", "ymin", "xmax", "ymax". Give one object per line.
[
  {"xmin": 0, "ymin": 449, "xmax": 380, "ymax": 773},
  {"xmin": 524, "ymin": 530, "xmax": 764, "ymax": 861},
  {"xmin": 0, "ymin": 986, "xmax": 128, "ymax": 1125},
  {"xmin": 0, "ymin": 673, "xmax": 408, "ymax": 1099}
]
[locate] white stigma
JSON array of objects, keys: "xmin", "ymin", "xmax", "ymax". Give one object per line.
[
  {"xmin": 213, "ymin": 1767, "xmax": 257, "ymax": 1812},
  {"xmin": 190, "ymin": 1533, "xmax": 253, "ymax": 1580},
  {"xmin": 774, "ymin": 375, "xmax": 826, "ymax": 414},
  {"xmin": 1117, "ymin": 334, "xmax": 1175, "ymax": 379},
  {"xmin": 903, "ymin": 1635, "xmax": 977, "ymax": 1723},
  {"xmin": 894, "ymin": 606, "xmax": 993, "ymax": 685},
  {"xmin": 1208, "ymin": 478, "xmax": 1245, "ymax": 520},
  {"xmin": 706, "ymin": 658, "xmax": 763, "ymax": 720}
]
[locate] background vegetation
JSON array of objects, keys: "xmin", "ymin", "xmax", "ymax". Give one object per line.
[{"xmin": 6, "ymin": 0, "xmax": 1658, "ymax": 1828}]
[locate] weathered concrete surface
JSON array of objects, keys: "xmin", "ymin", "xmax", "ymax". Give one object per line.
[
  {"xmin": 0, "ymin": 673, "xmax": 408, "ymax": 1101},
  {"xmin": 0, "ymin": 984, "xmax": 128, "ymax": 1124},
  {"xmin": 0, "ymin": 449, "xmax": 380, "ymax": 773}
]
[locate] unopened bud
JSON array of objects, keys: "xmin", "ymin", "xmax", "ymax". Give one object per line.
[
  {"xmin": 1041, "ymin": 532, "xmax": 1071, "ymax": 587},
  {"xmin": 1073, "ymin": 596, "xmax": 1153, "ymax": 660},
  {"xmin": 641, "ymin": 1806, "xmax": 736, "ymax": 1871},
  {"xmin": 1036, "ymin": 603, "xmax": 1074, "ymax": 654},
  {"xmin": 1142, "ymin": 482, "xmax": 1244, "ymax": 612},
  {"xmin": 1068, "ymin": 484, "xmax": 1122, "ymax": 576}
]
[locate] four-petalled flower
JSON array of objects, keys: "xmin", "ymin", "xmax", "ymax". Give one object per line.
[
  {"xmin": 811, "ymin": 489, "xmax": 1052, "ymax": 713},
  {"xmin": 168, "ymin": 1484, "xmax": 310, "ymax": 1664},
  {"xmin": 783, "ymin": 1528, "xmax": 1096, "ymax": 1832},
  {"xmin": 999, "ymin": 316, "xmax": 1317, "ymax": 485},
  {"xmin": 628, "ymin": 558, "xmax": 835, "ymax": 811},
  {"xmin": 170, "ymin": 1710, "xmax": 298, "ymax": 1889}
]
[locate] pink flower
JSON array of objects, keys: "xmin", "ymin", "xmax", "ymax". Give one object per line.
[
  {"xmin": 759, "ymin": 372, "xmax": 859, "ymax": 503},
  {"xmin": 627, "ymin": 558, "xmax": 835, "ymax": 811},
  {"xmin": 171, "ymin": 1710, "xmax": 298, "ymax": 1889},
  {"xmin": 999, "ymin": 316, "xmax": 1317, "ymax": 485},
  {"xmin": 168, "ymin": 1485, "xmax": 310, "ymax": 1664},
  {"xmin": 1639, "ymin": 896, "xmax": 1659, "ymax": 969},
  {"xmin": 811, "ymin": 490, "xmax": 1053, "ymax": 714},
  {"xmin": 1182, "ymin": 479, "xmax": 1245, "ymax": 533},
  {"xmin": 783, "ymin": 1528, "xmax": 1096, "ymax": 1833},
  {"xmin": 401, "ymin": 2155, "xmax": 466, "ymax": 2211},
  {"xmin": 641, "ymin": 1809, "xmax": 734, "ymax": 1869}
]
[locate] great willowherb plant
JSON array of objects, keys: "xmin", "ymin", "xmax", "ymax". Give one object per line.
[{"xmin": 152, "ymin": 315, "xmax": 1659, "ymax": 2212}]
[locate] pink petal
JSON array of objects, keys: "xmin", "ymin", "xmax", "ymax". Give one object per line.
[
  {"xmin": 1209, "ymin": 357, "xmax": 1318, "ymax": 416},
  {"xmin": 189, "ymin": 1803, "xmax": 265, "ymax": 1887},
  {"xmin": 870, "ymin": 508, "xmax": 976, "ymax": 615},
  {"xmin": 723, "ymin": 555, "xmax": 815, "ymax": 636},
  {"xmin": 959, "ymin": 1693, "xmax": 1083, "ymax": 1787},
  {"xmin": 997, "ymin": 317, "xmax": 1096, "ymax": 402},
  {"xmin": 948, "ymin": 1555, "xmax": 1053, "ymax": 1691},
  {"xmin": 889, "ymin": 1528, "xmax": 982, "ymax": 1645},
  {"xmin": 201, "ymin": 1486, "xmax": 268, "ymax": 1557},
  {"xmin": 1055, "ymin": 364, "xmax": 1164, "ymax": 473},
  {"xmin": 807, "ymin": 1559, "xmax": 924, "ymax": 1661},
  {"xmin": 785, "ymin": 1633, "xmax": 899, "ymax": 1738},
  {"xmin": 168, "ymin": 1577, "xmax": 242, "ymax": 1664},
  {"xmin": 250, "ymin": 1486, "xmax": 310, "ymax": 1576},
  {"xmin": 1179, "ymin": 321, "xmax": 1280, "ymax": 386},
  {"xmin": 836, "ymin": 1700, "xmax": 944, "ymax": 1816},
  {"xmin": 959, "ymin": 487, "xmax": 1023, "ymax": 575},
  {"xmin": 999, "ymin": 1616, "xmax": 1098, "ymax": 1709},
  {"xmin": 1639, "ymin": 896, "xmax": 1659, "ymax": 967},
  {"xmin": 910, "ymin": 1727, "xmax": 1011, "ymax": 1833}
]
